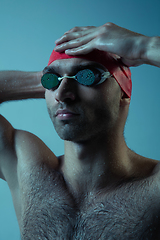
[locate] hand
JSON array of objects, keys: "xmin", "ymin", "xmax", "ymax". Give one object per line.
[{"xmin": 54, "ymin": 23, "xmax": 149, "ymax": 67}]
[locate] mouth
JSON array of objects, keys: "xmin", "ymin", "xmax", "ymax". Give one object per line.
[{"xmin": 55, "ymin": 108, "xmax": 79, "ymax": 120}]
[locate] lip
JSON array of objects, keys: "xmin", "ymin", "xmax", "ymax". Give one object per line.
[{"xmin": 55, "ymin": 109, "xmax": 79, "ymax": 120}]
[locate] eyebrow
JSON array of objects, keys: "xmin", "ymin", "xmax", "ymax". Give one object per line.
[
  {"xmin": 43, "ymin": 67, "xmax": 59, "ymax": 75},
  {"xmin": 43, "ymin": 62, "xmax": 107, "ymax": 75}
]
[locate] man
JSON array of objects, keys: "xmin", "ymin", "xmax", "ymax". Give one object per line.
[{"xmin": 0, "ymin": 23, "xmax": 160, "ymax": 239}]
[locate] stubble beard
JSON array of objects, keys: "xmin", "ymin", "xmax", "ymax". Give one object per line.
[{"xmin": 47, "ymin": 104, "xmax": 118, "ymax": 143}]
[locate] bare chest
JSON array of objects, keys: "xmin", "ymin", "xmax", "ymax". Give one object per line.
[{"xmin": 18, "ymin": 164, "xmax": 160, "ymax": 240}]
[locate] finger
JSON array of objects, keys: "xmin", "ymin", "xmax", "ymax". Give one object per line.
[
  {"xmin": 55, "ymin": 32, "xmax": 96, "ymax": 52},
  {"xmin": 55, "ymin": 32, "xmax": 83, "ymax": 45},
  {"xmin": 55, "ymin": 27, "xmax": 96, "ymax": 45},
  {"xmin": 64, "ymin": 40, "xmax": 96, "ymax": 55},
  {"xmin": 64, "ymin": 26, "xmax": 95, "ymax": 34},
  {"xmin": 64, "ymin": 26, "xmax": 96, "ymax": 34},
  {"xmin": 54, "ymin": 35, "xmax": 95, "ymax": 52}
]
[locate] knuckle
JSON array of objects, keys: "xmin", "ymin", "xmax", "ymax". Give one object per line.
[
  {"xmin": 105, "ymin": 22, "xmax": 114, "ymax": 27},
  {"xmin": 104, "ymin": 22, "xmax": 114, "ymax": 30},
  {"xmin": 72, "ymin": 26, "xmax": 79, "ymax": 31},
  {"xmin": 63, "ymin": 32, "xmax": 72, "ymax": 40},
  {"xmin": 77, "ymin": 32, "xmax": 83, "ymax": 37},
  {"xmin": 63, "ymin": 34, "xmax": 68, "ymax": 39},
  {"xmin": 61, "ymin": 33, "xmax": 69, "ymax": 40},
  {"xmin": 75, "ymin": 37, "xmax": 81, "ymax": 43},
  {"xmin": 99, "ymin": 22, "xmax": 115, "ymax": 34}
]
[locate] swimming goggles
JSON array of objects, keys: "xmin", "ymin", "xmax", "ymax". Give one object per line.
[{"xmin": 41, "ymin": 68, "xmax": 112, "ymax": 90}]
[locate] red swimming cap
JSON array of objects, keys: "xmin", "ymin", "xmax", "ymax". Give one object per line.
[{"xmin": 48, "ymin": 49, "xmax": 132, "ymax": 98}]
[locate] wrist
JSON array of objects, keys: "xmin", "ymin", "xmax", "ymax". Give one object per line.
[
  {"xmin": 136, "ymin": 35, "xmax": 150, "ymax": 64},
  {"xmin": 141, "ymin": 36, "xmax": 160, "ymax": 67}
]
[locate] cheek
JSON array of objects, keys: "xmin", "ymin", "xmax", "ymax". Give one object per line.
[
  {"xmin": 78, "ymin": 87, "xmax": 107, "ymax": 118},
  {"xmin": 100, "ymin": 79, "xmax": 121, "ymax": 104},
  {"xmin": 93, "ymin": 80, "xmax": 122, "ymax": 122},
  {"xmin": 45, "ymin": 90, "xmax": 56, "ymax": 106},
  {"xmin": 79, "ymin": 87, "xmax": 96, "ymax": 102},
  {"xmin": 78, "ymin": 84, "xmax": 105, "ymax": 103},
  {"xmin": 45, "ymin": 90, "xmax": 58, "ymax": 118},
  {"xmin": 79, "ymin": 78, "xmax": 118, "ymax": 104}
]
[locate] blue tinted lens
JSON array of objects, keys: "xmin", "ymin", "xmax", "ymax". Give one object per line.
[
  {"xmin": 41, "ymin": 73, "xmax": 59, "ymax": 89},
  {"xmin": 76, "ymin": 69, "xmax": 95, "ymax": 86}
]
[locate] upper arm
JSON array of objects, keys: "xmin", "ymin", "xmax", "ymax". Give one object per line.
[
  {"xmin": 0, "ymin": 114, "xmax": 16, "ymax": 180},
  {"xmin": 0, "ymin": 114, "xmax": 59, "ymax": 184}
]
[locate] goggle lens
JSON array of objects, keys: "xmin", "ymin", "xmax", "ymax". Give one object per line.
[
  {"xmin": 75, "ymin": 69, "xmax": 95, "ymax": 86},
  {"xmin": 41, "ymin": 73, "xmax": 59, "ymax": 90}
]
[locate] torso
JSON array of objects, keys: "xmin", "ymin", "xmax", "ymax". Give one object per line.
[
  {"xmin": 16, "ymin": 158, "xmax": 160, "ymax": 240},
  {"xmin": 3, "ymin": 130, "xmax": 160, "ymax": 240}
]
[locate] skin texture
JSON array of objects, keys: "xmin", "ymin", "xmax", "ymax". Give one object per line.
[
  {"xmin": 0, "ymin": 23, "xmax": 160, "ymax": 239},
  {"xmin": 45, "ymin": 59, "xmax": 122, "ymax": 142},
  {"xmin": 55, "ymin": 23, "xmax": 160, "ymax": 67}
]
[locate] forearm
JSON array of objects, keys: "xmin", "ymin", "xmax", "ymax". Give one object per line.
[
  {"xmin": 143, "ymin": 36, "xmax": 160, "ymax": 67},
  {"xmin": 0, "ymin": 71, "xmax": 45, "ymax": 103}
]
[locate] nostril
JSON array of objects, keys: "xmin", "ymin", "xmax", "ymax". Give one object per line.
[
  {"xmin": 56, "ymin": 91, "xmax": 76, "ymax": 102},
  {"xmin": 55, "ymin": 85, "xmax": 76, "ymax": 102},
  {"xmin": 66, "ymin": 92, "xmax": 76, "ymax": 101}
]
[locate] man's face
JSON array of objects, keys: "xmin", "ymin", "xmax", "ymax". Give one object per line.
[{"xmin": 44, "ymin": 58, "xmax": 122, "ymax": 142}]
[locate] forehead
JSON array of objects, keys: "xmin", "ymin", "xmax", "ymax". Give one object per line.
[{"xmin": 45, "ymin": 58, "xmax": 107, "ymax": 75}]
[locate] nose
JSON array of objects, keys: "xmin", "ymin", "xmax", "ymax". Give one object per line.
[{"xmin": 55, "ymin": 77, "xmax": 77, "ymax": 103}]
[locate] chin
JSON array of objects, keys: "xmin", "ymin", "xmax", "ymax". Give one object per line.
[
  {"xmin": 54, "ymin": 124, "xmax": 105, "ymax": 143},
  {"xmin": 55, "ymin": 128, "xmax": 84, "ymax": 142}
]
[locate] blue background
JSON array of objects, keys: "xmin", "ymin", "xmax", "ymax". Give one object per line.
[{"xmin": 0, "ymin": 0, "xmax": 160, "ymax": 239}]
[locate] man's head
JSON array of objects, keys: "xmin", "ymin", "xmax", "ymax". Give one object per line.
[{"xmin": 43, "ymin": 49, "xmax": 132, "ymax": 142}]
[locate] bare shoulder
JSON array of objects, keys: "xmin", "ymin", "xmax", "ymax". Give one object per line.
[
  {"xmin": 0, "ymin": 114, "xmax": 58, "ymax": 186},
  {"xmin": 15, "ymin": 129, "xmax": 59, "ymax": 169},
  {"xmin": 128, "ymin": 149, "xmax": 160, "ymax": 178}
]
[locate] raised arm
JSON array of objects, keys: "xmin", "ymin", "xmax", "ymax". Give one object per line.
[
  {"xmin": 0, "ymin": 70, "xmax": 44, "ymax": 180},
  {"xmin": 54, "ymin": 22, "xmax": 160, "ymax": 68},
  {"xmin": 0, "ymin": 70, "xmax": 44, "ymax": 103}
]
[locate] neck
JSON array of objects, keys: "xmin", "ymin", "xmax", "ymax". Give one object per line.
[{"xmin": 61, "ymin": 132, "xmax": 131, "ymax": 198}]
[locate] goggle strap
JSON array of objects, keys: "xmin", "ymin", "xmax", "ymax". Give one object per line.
[{"xmin": 96, "ymin": 72, "xmax": 112, "ymax": 85}]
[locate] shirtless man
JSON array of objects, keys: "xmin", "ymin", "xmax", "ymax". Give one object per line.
[{"xmin": 0, "ymin": 23, "xmax": 160, "ymax": 239}]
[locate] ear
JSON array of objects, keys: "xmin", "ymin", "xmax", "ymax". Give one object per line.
[{"xmin": 120, "ymin": 90, "xmax": 131, "ymax": 106}]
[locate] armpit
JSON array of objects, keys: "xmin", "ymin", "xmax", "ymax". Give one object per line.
[{"xmin": 0, "ymin": 114, "xmax": 14, "ymax": 152}]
